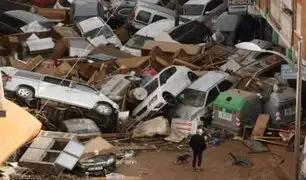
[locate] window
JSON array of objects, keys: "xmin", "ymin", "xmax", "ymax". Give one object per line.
[
  {"xmin": 218, "ymin": 80, "xmax": 233, "ymax": 92},
  {"xmin": 204, "ymin": 0, "xmax": 223, "ymax": 14},
  {"xmin": 180, "ymin": 88, "xmax": 206, "ymax": 107},
  {"xmin": 145, "ymin": 79, "xmax": 159, "ymax": 95},
  {"xmin": 15, "ymin": 71, "xmax": 42, "ymax": 80},
  {"xmin": 205, "ymin": 87, "xmax": 219, "ymax": 106},
  {"xmin": 152, "ymin": 15, "xmax": 166, "ymax": 23},
  {"xmin": 43, "ymin": 76, "xmax": 70, "ymax": 87},
  {"xmin": 136, "ymin": 10, "xmax": 151, "ymax": 23},
  {"xmin": 1, "ymin": 14, "xmax": 26, "ymax": 28},
  {"xmin": 118, "ymin": 8, "xmax": 133, "ymax": 16},
  {"xmin": 125, "ymin": 34, "xmax": 154, "ymax": 49},
  {"xmin": 59, "ymin": 0, "xmax": 71, "ymax": 7},
  {"xmin": 84, "ymin": 26, "xmax": 114, "ymax": 39},
  {"xmin": 159, "ymin": 66, "xmax": 177, "ymax": 85},
  {"xmin": 73, "ymin": 83, "xmax": 97, "ymax": 93}
]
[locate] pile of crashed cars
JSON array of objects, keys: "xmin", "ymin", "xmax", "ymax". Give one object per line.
[{"xmin": 0, "ymin": 0, "xmax": 299, "ymax": 178}]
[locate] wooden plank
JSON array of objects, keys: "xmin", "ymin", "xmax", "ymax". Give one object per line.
[
  {"xmin": 252, "ymin": 114, "xmax": 270, "ymax": 138},
  {"xmin": 253, "ymin": 138, "xmax": 288, "ymax": 146},
  {"xmin": 173, "ymin": 58, "xmax": 201, "ymax": 70},
  {"xmin": 23, "ymin": 55, "xmax": 44, "ymax": 71}
]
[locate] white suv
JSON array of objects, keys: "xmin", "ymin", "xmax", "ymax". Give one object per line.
[
  {"xmin": 132, "ymin": 65, "xmax": 197, "ymax": 120},
  {"xmin": 0, "ymin": 67, "xmax": 119, "ymax": 117}
]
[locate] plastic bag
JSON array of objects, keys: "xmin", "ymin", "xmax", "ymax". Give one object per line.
[{"xmin": 132, "ymin": 116, "xmax": 170, "ymax": 138}]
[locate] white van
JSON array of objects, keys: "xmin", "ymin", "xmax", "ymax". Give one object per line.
[
  {"xmin": 127, "ymin": 1, "xmax": 176, "ymax": 31},
  {"xmin": 121, "ymin": 19, "xmax": 185, "ymax": 56},
  {"xmin": 181, "ymin": 0, "xmax": 224, "ymax": 21}
]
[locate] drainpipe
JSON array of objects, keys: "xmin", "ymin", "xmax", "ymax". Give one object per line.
[{"xmin": 292, "ymin": 0, "xmax": 297, "ymax": 59}]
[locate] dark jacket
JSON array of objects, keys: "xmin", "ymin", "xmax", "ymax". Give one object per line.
[{"xmin": 189, "ymin": 134, "xmax": 206, "ymax": 152}]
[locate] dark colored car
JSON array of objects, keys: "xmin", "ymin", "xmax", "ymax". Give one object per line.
[
  {"xmin": 107, "ymin": 0, "xmax": 136, "ymax": 29},
  {"xmin": 75, "ymin": 153, "xmax": 116, "ymax": 176},
  {"xmin": 168, "ymin": 20, "xmax": 213, "ymax": 44},
  {"xmin": 70, "ymin": 0, "xmax": 105, "ymax": 24},
  {"xmin": 0, "ymin": 10, "xmax": 58, "ymax": 35}
]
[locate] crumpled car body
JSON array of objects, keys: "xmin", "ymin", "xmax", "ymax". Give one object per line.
[
  {"xmin": 75, "ymin": 153, "xmax": 116, "ymax": 177},
  {"xmin": 0, "ymin": 66, "xmax": 119, "ymax": 118},
  {"xmin": 77, "ymin": 16, "xmax": 122, "ymax": 48},
  {"xmin": 132, "ymin": 65, "xmax": 197, "ymax": 121},
  {"xmin": 172, "ymin": 71, "xmax": 238, "ymax": 123}
]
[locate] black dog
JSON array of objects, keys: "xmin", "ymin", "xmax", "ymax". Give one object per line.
[{"xmin": 175, "ymin": 153, "xmax": 190, "ymax": 164}]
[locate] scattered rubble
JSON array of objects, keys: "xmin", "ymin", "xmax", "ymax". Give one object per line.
[{"xmin": 0, "ymin": 0, "xmax": 301, "ymax": 179}]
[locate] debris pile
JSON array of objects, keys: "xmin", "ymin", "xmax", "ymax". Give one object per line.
[{"xmin": 0, "ymin": 1, "xmax": 302, "ymax": 179}]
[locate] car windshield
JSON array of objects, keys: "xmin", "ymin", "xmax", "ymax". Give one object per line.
[
  {"xmin": 83, "ymin": 26, "xmax": 114, "ymax": 39},
  {"xmin": 74, "ymin": 16, "xmax": 93, "ymax": 23},
  {"xmin": 180, "ymin": 88, "xmax": 206, "ymax": 107},
  {"xmin": 182, "ymin": 4, "xmax": 204, "ymax": 16},
  {"xmin": 125, "ymin": 34, "xmax": 153, "ymax": 49}
]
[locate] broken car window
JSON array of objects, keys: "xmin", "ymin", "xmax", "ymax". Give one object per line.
[
  {"xmin": 152, "ymin": 15, "xmax": 166, "ymax": 23},
  {"xmin": 159, "ymin": 66, "xmax": 177, "ymax": 85},
  {"xmin": 125, "ymin": 34, "xmax": 153, "ymax": 49},
  {"xmin": 144, "ymin": 78, "xmax": 159, "ymax": 95},
  {"xmin": 181, "ymin": 88, "xmax": 206, "ymax": 107},
  {"xmin": 206, "ymin": 87, "xmax": 219, "ymax": 106},
  {"xmin": 83, "ymin": 26, "xmax": 114, "ymax": 39},
  {"xmin": 136, "ymin": 10, "xmax": 151, "ymax": 23},
  {"xmin": 182, "ymin": 4, "xmax": 204, "ymax": 16}
]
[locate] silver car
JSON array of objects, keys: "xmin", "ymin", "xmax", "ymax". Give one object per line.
[{"xmin": 0, "ymin": 67, "xmax": 119, "ymax": 116}]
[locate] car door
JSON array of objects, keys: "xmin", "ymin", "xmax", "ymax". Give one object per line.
[
  {"xmin": 70, "ymin": 82, "xmax": 99, "ymax": 108},
  {"xmin": 37, "ymin": 76, "xmax": 72, "ymax": 102}
]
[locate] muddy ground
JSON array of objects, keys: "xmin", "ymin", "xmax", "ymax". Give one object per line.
[{"xmin": 117, "ymin": 141, "xmax": 293, "ymax": 180}]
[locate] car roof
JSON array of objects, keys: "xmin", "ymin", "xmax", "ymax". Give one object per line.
[
  {"xmin": 135, "ymin": 19, "xmax": 180, "ymax": 37},
  {"xmin": 185, "ymin": 0, "xmax": 212, "ymax": 5},
  {"xmin": 188, "ymin": 71, "xmax": 228, "ymax": 91},
  {"xmin": 73, "ymin": 0, "xmax": 100, "ymax": 16},
  {"xmin": 3, "ymin": 10, "xmax": 49, "ymax": 23},
  {"xmin": 137, "ymin": 1, "xmax": 174, "ymax": 16}
]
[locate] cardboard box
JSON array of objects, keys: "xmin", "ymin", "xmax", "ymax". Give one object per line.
[{"xmin": 142, "ymin": 40, "xmax": 202, "ymax": 56}]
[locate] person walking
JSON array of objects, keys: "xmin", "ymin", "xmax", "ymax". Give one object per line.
[{"xmin": 189, "ymin": 129, "xmax": 206, "ymax": 171}]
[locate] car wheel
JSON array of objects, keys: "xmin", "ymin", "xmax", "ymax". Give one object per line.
[
  {"xmin": 162, "ymin": 92, "xmax": 177, "ymax": 106},
  {"xmin": 95, "ymin": 103, "xmax": 113, "ymax": 116},
  {"xmin": 16, "ymin": 86, "xmax": 34, "ymax": 100}
]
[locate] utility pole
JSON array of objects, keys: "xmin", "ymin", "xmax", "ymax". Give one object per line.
[
  {"xmin": 175, "ymin": 0, "xmax": 179, "ymax": 26},
  {"xmin": 294, "ymin": 35, "xmax": 303, "ymax": 180},
  {"xmin": 0, "ymin": 71, "xmax": 6, "ymax": 117}
]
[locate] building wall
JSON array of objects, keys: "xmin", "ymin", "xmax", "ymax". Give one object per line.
[{"xmin": 256, "ymin": 0, "xmax": 306, "ymax": 64}]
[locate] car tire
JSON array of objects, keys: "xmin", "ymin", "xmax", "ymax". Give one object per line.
[
  {"xmin": 162, "ymin": 92, "xmax": 177, "ymax": 106},
  {"xmin": 16, "ymin": 86, "xmax": 34, "ymax": 100},
  {"xmin": 95, "ymin": 102, "xmax": 113, "ymax": 116}
]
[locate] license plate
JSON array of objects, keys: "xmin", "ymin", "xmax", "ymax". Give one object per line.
[
  {"xmin": 218, "ymin": 111, "xmax": 232, "ymax": 121},
  {"xmin": 284, "ymin": 107, "xmax": 295, "ymax": 116}
]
